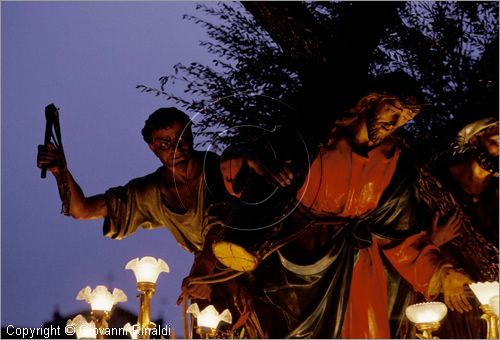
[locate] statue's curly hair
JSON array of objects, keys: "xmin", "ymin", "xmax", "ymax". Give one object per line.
[{"xmin": 141, "ymin": 107, "xmax": 191, "ymax": 144}]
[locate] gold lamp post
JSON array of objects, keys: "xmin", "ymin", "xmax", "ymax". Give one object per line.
[
  {"xmin": 405, "ymin": 301, "xmax": 448, "ymax": 339},
  {"xmin": 125, "ymin": 256, "xmax": 169, "ymax": 339},
  {"xmin": 76, "ymin": 285, "xmax": 127, "ymax": 339},
  {"xmin": 67, "ymin": 314, "xmax": 97, "ymax": 339},
  {"xmin": 469, "ymin": 281, "xmax": 499, "ymax": 339},
  {"xmin": 186, "ymin": 303, "xmax": 232, "ymax": 339}
]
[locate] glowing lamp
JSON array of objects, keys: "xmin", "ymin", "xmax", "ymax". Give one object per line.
[
  {"xmin": 187, "ymin": 303, "xmax": 232, "ymax": 338},
  {"xmin": 405, "ymin": 302, "xmax": 447, "ymax": 339},
  {"xmin": 76, "ymin": 285, "xmax": 126, "ymax": 339},
  {"xmin": 67, "ymin": 314, "xmax": 97, "ymax": 339},
  {"xmin": 123, "ymin": 323, "xmax": 140, "ymax": 339},
  {"xmin": 469, "ymin": 281, "xmax": 499, "ymax": 339},
  {"xmin": 76, "ymin": 285, "xmax": 127, "ymax": 312},
  {"xmin": 125, "ymin": 256, "xmax": 169, "ymax": 284},
  {"xmin": 469, "ymin": 281, "xmax": 499, "ymax": 305},
  {"xmin": 405, "ymin": 301, "xmax": 448, "ymax": 324},
  {"xmin": 125, "ymin": 257, "xmax": 169, "ymax": 338}
]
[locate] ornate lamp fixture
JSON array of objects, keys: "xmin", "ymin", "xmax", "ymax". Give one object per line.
[
  {"xmin": 67, "ymin": 314, "xmax": 97, "ymax": 339},
  {"xmin": 187, "ymin": 303, "xmax": 232, "ymax": 339},
  {"xmin": 469, "ymin": 281, "xmax": 499, "ymax": 339},
  {"xmin": 405, "ymin": 301, "xmax": 448, "ymax": 339},
  {"xmin": 126, "ymin": 256, "xmax": 169, "ymax": 339},
  {"xmin": 76, "ymin": 285, "xmax": 127, "ymax": 339}
]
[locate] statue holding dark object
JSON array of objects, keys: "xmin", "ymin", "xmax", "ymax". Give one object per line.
[
  {"xmin": 400, "ymin": 117, "xmax": 499, "ymax": 339},
  {"xmin": 36, "ymin": 106, "xmax": 260, "ymax": 338}
]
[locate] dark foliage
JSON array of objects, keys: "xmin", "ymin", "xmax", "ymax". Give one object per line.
[
  {"xmin": 372, "ymin": 1, "xmax": 498, "ymax": 155},
  {"xmin": 137, "ymin": 1, "xmax": 498, "ymax": 158}
]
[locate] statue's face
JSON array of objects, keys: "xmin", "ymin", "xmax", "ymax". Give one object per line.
[
  {"xmin": 148, "ymin": 121, "xmax": 193, "ymax": 169},
  {"xmin": 472, "ymin": 124, "xmax": 499, "ymax": 175},
  {"xmin": 476, "ymin": 125, "xmax": 499, "ymax": 158},
  {"xmin": 365, "ymin": 96, "xmax": 418, "ymax": 146}
]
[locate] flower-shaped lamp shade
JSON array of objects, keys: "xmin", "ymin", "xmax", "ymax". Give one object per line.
[
  {"xmin": 187, "ymin": 303, "xmax": 232, "ymax": 329},
  {"xmin": 489, "ymin": 295, "xmax": 499, "ymax": 317},
  {"xmin": 76, "ymin": 285, "xmax": 127, "ymax": 312},
  {"xmin": 125, "ymin": 257, "xmax": 169, "ymax": 284},
  {"xmin": 67, "ymin": 314, "xmax": 97, "ymax": 339},
  {"xmin": 123, "ymin": 323, "xmax": 140, "ymax": 339},
  {"xmin": 405, "ymin": 302, "xmax": 448, "ymax": 324},
  {"xmin": 469, "ymin": 281, "xmax": 500, "ymax": 305}
]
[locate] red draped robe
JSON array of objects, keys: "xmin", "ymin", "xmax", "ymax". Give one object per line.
[
  {"xmin": 222, "ymin": 136, "xmax": 446, "ymax": 338},
  {"xmin": 297, "ymin": 138, "xmax": 444, "ymax": 338}
]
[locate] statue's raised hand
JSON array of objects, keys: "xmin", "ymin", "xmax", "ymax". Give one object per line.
[{"xmin": 37, "ymin": 143, "xmax": 66, "ymax": 175}]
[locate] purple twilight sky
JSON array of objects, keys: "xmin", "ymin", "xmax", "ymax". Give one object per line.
[{"xmin": 2, "ymin": 1, "xmax": 221, "ymax": 331}]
